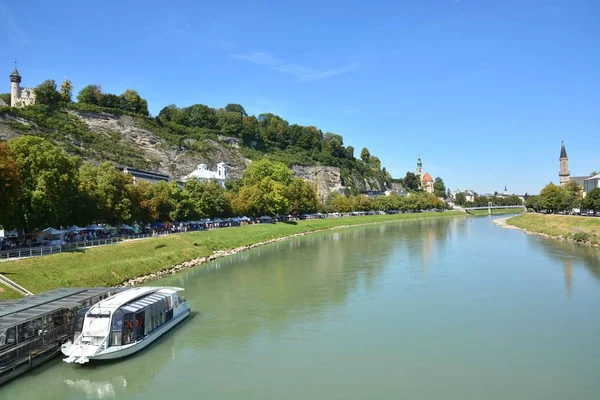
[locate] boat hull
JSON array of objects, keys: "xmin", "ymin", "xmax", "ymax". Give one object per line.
[{"xmin": 62, "ymin": 307, "xmax": 190, "ymax": 362}]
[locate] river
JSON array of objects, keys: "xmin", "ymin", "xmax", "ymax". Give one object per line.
[{"xmin": 3, "ymin": 216, "xmax": 600, "ymax": 399}]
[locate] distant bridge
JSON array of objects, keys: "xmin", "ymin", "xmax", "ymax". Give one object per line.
[{"xmin": 462, "ymin": 203, "xmax": 525, "ymax": 214}]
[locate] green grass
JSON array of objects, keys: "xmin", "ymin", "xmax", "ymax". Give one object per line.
[
  {"xmin": 468, "ymin": 208, "xmax": 525, "ymax": 216},
  {"xmin": 0, "ymin": 211, "xmax": 463, "ymax": 299},
  {"xmin": 507, "ymin": 212, "xmax": 600, "ymax": 245},
  {"xmin": 0, "ymin": 285, "xmax": 24, "ymax": 300}
]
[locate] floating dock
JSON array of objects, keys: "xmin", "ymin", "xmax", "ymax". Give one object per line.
[{"xmin": 0, "ymin": 287, "xmax": 119, "ymax": 385}]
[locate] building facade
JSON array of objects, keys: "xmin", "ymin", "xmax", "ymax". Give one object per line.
[
  {"xmin": 416, "ymin": 156, "xmax": 434, "ymax": 193},
  {"xmin": 182, "ymin": 163, "xmax": 228, "ymax": 187},
  {"xmin": 9, "ymin": 67, "xmax": 35, "ymax": 108}
]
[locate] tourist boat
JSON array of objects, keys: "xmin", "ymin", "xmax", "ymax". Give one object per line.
[{"xmin": 61, "ymin": 287, "xmax": 190, "ymax": 364}]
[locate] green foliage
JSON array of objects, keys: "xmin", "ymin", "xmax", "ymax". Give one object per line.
[
  {"xmin": 7, "ymin": 136, "xmax": 79, "ymax": 231},
  {"xmin": 360, "ymin": 147, "xmax": 370, "ymax": 163},
  {"xmin": 0, "ymin": 142, "xmax": 21, "ymax": 228},
  {"xmin": 525, "ymin": 195, "xmax": 541, "ymax": 212},
  {"xmin": 402, "ymin": 171, "xmax": 420, "ymax": 191},
  {"xmin": 582, "ymin": 188, "xmax": 600, "ymax": 213},
  {"xmin": 33, "ymin": 80, "xmax": 62, "ymax": 107},
  {"xmin": 454, "ymin": 192, "xmax": 466, "ymax": 206},
  {"xmin": 433, "ymin": 177, "xmax": 446, "ymax": 198},
  {"xmin": 77, "ymin": 84, "xmax": 102, "ymax": 105},
  {"xmin": 0, "ymin": 93, "xmax": 10, "ymax": 105},
  {"xmin": 77, "ymin": 85, "xmax": 149, "ymax": 116},
  {"xmin": 59, "ymin": 79, "xmax": 73, "ymax": 103},
  {"xmin": 572, "ymin": 232, "xmax": 590, "ymax": 242},
  {"xmin": 539, "ymin": 183, "xmax": 574, "ymax": 213},
  {"xmin": 77, "ymin": 162, "xmax": 134, "ymax": 224}
]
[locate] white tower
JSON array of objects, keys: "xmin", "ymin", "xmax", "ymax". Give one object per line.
[
  {"xmin": 217, "ymin": 162, "xmax": 227, "ymax": 179},
  {"xmin": 10, "ymin": 66, "xmax": 21, "ymax": 107}
]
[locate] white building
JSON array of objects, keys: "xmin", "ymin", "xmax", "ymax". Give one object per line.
[
  {"xmin": 9, "ymin": 66, "xmax": 35, "ymax": 108},
  {"xmin": 182, "ymin": 163, "xmax": 227, "ymax": 187}
]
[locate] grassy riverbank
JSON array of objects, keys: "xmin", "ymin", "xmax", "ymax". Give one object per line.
[
  {"xmin": 506, "ymin": 213, "xmax": 600, "ymax": 245},
  {"xmin": 0, "ymin": 211, "xmax": 463, "ymax": 299},
  {"xmin": 468, "ymin": 208, "xmax": 524, "ymax": 216}
]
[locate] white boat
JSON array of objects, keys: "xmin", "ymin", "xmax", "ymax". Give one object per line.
[{"xmin": 61, "ymin": 286, "xmax": 190, "ymax": 364}]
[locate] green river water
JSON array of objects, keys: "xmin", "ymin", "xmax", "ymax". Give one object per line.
[{"xmin": 3, "ymin": 216, "xmax": 600, "ymax": 399}]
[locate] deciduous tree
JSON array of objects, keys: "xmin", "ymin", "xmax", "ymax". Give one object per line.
[
  {"xmin": 8, "ymin": 137, "xmax": 79, "ymax": 231},
  {"xmin": 77, "ymin": 85, "xmax": 103, "ymax": 105},
  {"xmin": 0, "ymin": 142, "xmax": 21, "ymax": 228},
  {"xmin": 34, "ymin": 80, "xmax": 62, "ymax": 107},
  {"xmin": 433, "ymin": 177, "xmax": 446, "ymax": 198}
]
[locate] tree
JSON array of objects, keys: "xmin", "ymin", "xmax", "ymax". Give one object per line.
[
  {"xmin": 525, "ymin": 195, "xmax": 541, "ymax": 212},
  {"xmin": 590, "ymin": 171, "xmax": 599, "ymax": 176},
  {"xmin": 8, "ymin": 136, "xmax": 79, "ymax": 231},
  {"xmin": 360, "ymin": 147, "xmax": 370, "ymax": 163},
  {"xmin": 120, "ymin": 89, "xmax": 149, "ymax": 116},
  {"xmin": 183, "ymin": 179, "xmax": 230, "ymax": 219},
  {"xmin": 77, "ymin": 85, "xmax": 103, "ymax": 105},
  {"xmin": 59, "ymin": 79, "xmax": 73, "ymax": 103},
  {"xmin": 582, "ymin": 188, "xmax": 600, "ymax": 213},
  {"xmin": 33, "ymin": 79, "xmax": 62, "ymax": 107},
  {"xmin": 100, "ymin": 93, "xmax": 122, "ymax": 109},
  {"xmin": 564, "ymin": 180, "xmax": 582, "ymax": 210},
  {"xmin": 455, "ymin": 192, "xmax": 466, "ymax": 206},
  {"xmin": 0, "ymin": 93, "xmax": 11, "ymax": 105},
  {"xmin": 147, "ymin": 181, "xmax": 180, "ymax": 221},
  {"xmin": 539, "ymin": 183, "xmax": 567, "ymax": 213},
  {"xmin": 285, "ymin": 178, "xmax": 318, "ymax": 215},
  {"xmin": 128, "ymin": 181, "xmax": 154, "ymax": 224},
  {"xmin": 224, "ymin": 103, "xmax": 247, "ymax": 117},
  {"xmin": 433, "ymin": 177, "xmax": 446, "ymax": 198},
  {"xmin": 402, "ymin": 171, "xmax": 420, "ymax": 191},
  {"xmin": 242, "ymin": 158, "xmax": 293, "ymax": 186},
  {"xmin": 345, "ymin": 146, "xmax": 355, "ymax": 160},
  {"xmin": 0, "ymin": 142, "xmax": 21, "ymax": 228},
  {"xmin": 446, "ymin": 188, "xmax": 452, "ymax": 199},
  {"xmin": 77, "ymin": 162, "xmax": 134, "ymax": 225}
]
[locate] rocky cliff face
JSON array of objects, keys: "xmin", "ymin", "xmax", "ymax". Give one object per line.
[
  {"xmin": 1, "ymin": 109, "xmax": 385, "ymax": 196},
  {"xmin": 292, "ymin": 165, "xmax": 344, "ymax": 202}
]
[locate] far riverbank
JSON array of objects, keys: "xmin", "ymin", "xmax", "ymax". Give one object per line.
[
  {"xmin": 467, "ymin": 208, "xmax": 524, "ymax": 216},
  {"xmin": 0, "ymin": 211, "xmax": 464, "ymax": 300},
  {"xmin": 496, "ymin": 213, "xmax": 600, "ymax": 247}
]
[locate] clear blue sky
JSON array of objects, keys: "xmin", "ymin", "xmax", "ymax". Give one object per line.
[{"xmin": 1, "ymin": 0, "xmax": 598, "ymax": 195}]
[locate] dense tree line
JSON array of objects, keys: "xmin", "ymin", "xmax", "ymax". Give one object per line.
[
  {"xmin": 525, "ymin": 181, "xmax": 600, "ymax": 214},
  {"xmin": 0, "ymin": 136, "xmax": 451, "ymax": 232},
  {"xmin": 324, "ymin": 191, "xmax": 447, "ymax": 213}
]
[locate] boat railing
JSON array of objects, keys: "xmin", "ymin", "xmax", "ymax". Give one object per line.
[{"xmin": 0, "ymin": 324, "xmax": 69, "ymax": 367}]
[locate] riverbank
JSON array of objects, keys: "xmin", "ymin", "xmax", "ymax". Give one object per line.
[
  {"xmin": 497, "ymin": 213, "xmax": 600, "ymax": 246},
  {"xmin": 0, "ymin": 211, "xmax": 463, "ymax": 299},
  {"xmin": 467, "ymin": 208, "xmax": 524, "ymax": 216}
]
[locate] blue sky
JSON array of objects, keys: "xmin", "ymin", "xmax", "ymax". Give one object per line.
[{"xmin": 1, "ymin": 0, "xmax": 598, "ymax": 194}]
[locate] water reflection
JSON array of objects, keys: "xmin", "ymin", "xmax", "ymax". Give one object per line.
[
  {"xmin": 533, "ymin": 235, "xmax": 600, "ymax": 290},
  {"xmin": 155, "ymin": 219, "xmax": 454, "ymax": 350}
]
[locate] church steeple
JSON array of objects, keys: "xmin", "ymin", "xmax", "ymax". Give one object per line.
[
  {"xmin": 558, "ymin": 141, "xmax": 570, "ymax": 187},
  {"xmin": 560, "ymin": 141, "xmax": 568, "ymax": 159}
]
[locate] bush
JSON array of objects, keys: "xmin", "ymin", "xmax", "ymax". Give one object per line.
[{"xmin": 572, "ymin": 232, "xmax": 590, "ymax": 242}]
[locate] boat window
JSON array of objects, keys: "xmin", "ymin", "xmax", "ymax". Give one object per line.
[
  {"xmin": 0, "ymin": 326, "xmax": 16, "ymax": 347},
  {"xmin": 122, "ymin": 313, "xmax": 135, "ymax": 345},
  {"xmin": 110, "ymin": 310, "xmax": 124, "ymax": 347},
  {"xmin": 136, "ymin": 311, "xmax": 146, "ymax": 339},
  {"xmin": 17, "ymin": 318, "xmax": 43, "ymax": 343}
]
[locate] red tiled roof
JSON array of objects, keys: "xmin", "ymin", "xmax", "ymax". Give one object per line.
[{"xmin": 422, "ymin": 173, "xmax": 433, "ymax": 182}]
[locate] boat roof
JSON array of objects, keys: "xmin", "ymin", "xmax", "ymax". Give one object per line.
[
  {"xmin": 0, "ymin": 287, "xmax": 116, "ymax": 330},
  {"xmin": 89, "ymin": 287, "xmax": 184, "ymax": 313}
]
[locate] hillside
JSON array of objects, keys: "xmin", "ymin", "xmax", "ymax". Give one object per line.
[{"xmin": 0, "ymin": 103, "xmax": 388, "ymax": 197}]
